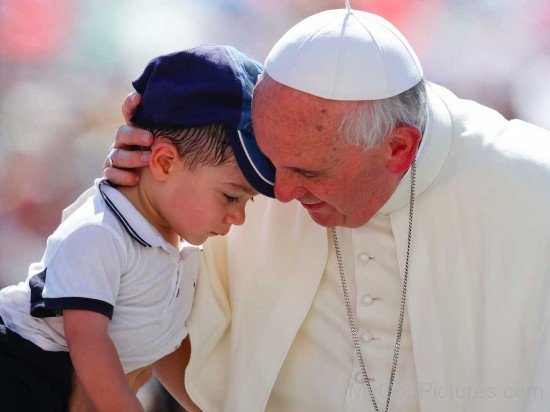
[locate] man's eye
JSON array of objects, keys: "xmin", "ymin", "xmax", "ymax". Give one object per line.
[
  {"xmin": 224, "ymin": 194, "xmax": 240, "ymax": 203},
  {"xmin": 297, "ymin": 170, "xmax": 318, "ymax": 178}
]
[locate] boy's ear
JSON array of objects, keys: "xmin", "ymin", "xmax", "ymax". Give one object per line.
[
  {"xmin": 385, "ymin": 125, "xmax": 422, "ymax": 174},
  {"xmin": 149, "ymin": 141, "xmax": 181, "ymax": 181}
]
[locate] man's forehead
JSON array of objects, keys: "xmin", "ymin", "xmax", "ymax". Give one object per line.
[
  {"xmin": 253, "ymin": 76, "xmax": 350, "ymax": 169},
  {"xmin": 256, "ymin": 77, "xmax": 351, "ymax": 127},
  {"xmin": 255, "ymin": 75, "xmax": 332, "ymax": 108},
  {"xmin": 255, "ymin": 87, "xmax": 346, "ymax": 142}
]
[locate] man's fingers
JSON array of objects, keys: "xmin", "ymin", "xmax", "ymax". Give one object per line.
[
  {"xmin": 103, "ymin": 167, "xmax": 141, "ymax": 187},
  {"xmin": 114, "ymin": 125, "xmax": 154, "ymax": 148},
  {"xmin": 122, "ymin": 92, "xmax": 141, "ymax": 125},
  {"xmin": 102, "ymin": 147, "xmax": 150, "ymax": 187},
  {"xmin": 108, "ymin": 148, "xmax": 151, "ymax": 169}
]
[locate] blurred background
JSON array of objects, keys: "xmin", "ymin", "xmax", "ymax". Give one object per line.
[{"xmin": 0, "ymin": 0, "xmax": 548, "ymax": 410}]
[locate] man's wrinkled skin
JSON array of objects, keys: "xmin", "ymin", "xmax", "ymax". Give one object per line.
[{"xmin": 251, "ymin": 75, "xmax": 421, "ymax": 228}]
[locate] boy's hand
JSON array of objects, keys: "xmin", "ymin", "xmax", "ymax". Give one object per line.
[
  {"xmin": 64, "ymin": 309, "xmax": 144, "ymax": 412},
  {"xmin": 103, "ymin": 92, "xmax": 154, "ymax": 186}
]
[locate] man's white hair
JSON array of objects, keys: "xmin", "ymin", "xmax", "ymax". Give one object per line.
[{"xmin": 339, "ymin": 79, "xmax": 427, "ymax": 149}]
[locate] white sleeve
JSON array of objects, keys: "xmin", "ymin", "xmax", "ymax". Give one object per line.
[{"xmin": 29, "ymin": 223, "xmax": 126, "ymax": 320}]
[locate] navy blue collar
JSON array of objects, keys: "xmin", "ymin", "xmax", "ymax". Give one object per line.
[{"xmin": 97, "ymin": 179, "xmax": 163, "ymax": 248}]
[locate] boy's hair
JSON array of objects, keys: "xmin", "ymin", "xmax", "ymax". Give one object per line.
[{"xmin": 148, "ymin": 123, "xmax": 232, "ymax": 171}]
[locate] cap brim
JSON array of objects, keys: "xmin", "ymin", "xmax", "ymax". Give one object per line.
[{"xmin": 227, "ymin": 127, "xmax": 275, "ymax": 198}]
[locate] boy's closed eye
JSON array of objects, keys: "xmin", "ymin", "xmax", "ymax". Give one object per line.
[
  {"xmin": 223, "ymin": 193, "xmax": 255, "ymax": 204},
  {"xmin": 223, "ymin": 183, "xmax": 258, "ymax": 204},
  {"xmin": 224, "ymin": 194, "xmax": 240, "ymax": 203},
  {"xmin": 290, "ymin": 167, "xmax": 323, "ymax": 179}
]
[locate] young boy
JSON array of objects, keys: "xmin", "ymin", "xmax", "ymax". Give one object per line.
[{"xmin": 0, "ymin": 45, "xmax": 275, "ymax": 411}]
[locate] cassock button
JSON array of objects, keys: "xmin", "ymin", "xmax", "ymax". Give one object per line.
[
  {"xmin": 361, "ymin": 295, "xmax": 375, "ymax": 306},
  {"xmin": 361, "ymin": 331, "xmax": 374, "ymax": 343},
  {"xmin": 358, "ymin": 253, "xmax": 370, "ymax": 264}
]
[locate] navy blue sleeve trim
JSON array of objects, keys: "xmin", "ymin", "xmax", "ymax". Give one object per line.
[
  {"xmin": 30, "ymin": 297, "xmax": 114, "ymax": 320},
  {"xmin": 29, "ymin": 267, "xmax": 114, "ymax": 320}
]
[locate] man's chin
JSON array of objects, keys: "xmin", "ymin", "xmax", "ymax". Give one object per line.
[
  {"xmin": 306, "ymin": 207, "xmax": 374, "ymax": 228},
  {"xmin": 307, "ymin": 209, "xmax": 344, "ymax": 228}
]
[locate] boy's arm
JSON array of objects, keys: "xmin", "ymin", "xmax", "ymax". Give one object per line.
[
  {"xmin": 64, "ymin": 309, "xmax": 144, "ymax": 412},
  {"xmin": 153, "ymin": 337, "xmax": 201, "ymax": 411}
]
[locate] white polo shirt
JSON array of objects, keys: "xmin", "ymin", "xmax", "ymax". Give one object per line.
[{"xmin": 0, "ymin": 179, "xmax": 201, "ymax": 373}]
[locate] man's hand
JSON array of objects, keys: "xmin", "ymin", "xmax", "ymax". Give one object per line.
[{"xmin": 103, "ymin": 92, "xmax": 154, "ymax": 186}]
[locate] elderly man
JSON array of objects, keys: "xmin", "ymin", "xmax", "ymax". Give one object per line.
[{"xmin": 104, "ymin": 7, "xmax": 550, "ymax": 412}]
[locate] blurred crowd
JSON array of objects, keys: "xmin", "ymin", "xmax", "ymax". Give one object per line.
[{"xmin": 0, "ymin": 0, "xmax": 548, "ymax": 410}]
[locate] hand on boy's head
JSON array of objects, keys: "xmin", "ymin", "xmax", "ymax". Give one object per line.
[
  {"xmin": 122, "ymin": 92, "xmax": 141, "ymax": 125},
  {"xmin": 118, "ymin": 92, "xmax": 154, "ymax": 150},
  {"xmin": 102, "ymin": 93, "xmax": 154, "ymax": 187}
]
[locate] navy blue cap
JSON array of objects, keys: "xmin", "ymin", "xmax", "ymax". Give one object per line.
[{"xmin": 131, "ymin": 45, "xmax": 275, "ymax": 198}]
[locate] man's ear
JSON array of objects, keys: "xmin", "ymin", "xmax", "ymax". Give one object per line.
[
  {"xmin": 149, "ymin": 141, "xmax": 181, "ymax": 181},
  {"xmin": 386, "ymin": 126, "xmax": 422, "ymax": 174}
]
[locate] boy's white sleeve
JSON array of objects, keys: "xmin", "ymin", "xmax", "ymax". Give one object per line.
[{"xmin": 29, "ymin": 224, "xmax": 126, "ymax": 320}]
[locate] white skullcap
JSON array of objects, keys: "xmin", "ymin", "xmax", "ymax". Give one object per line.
[{"xmin": 264, "ymin": 8, "xmax": 423, "ymax": 101}]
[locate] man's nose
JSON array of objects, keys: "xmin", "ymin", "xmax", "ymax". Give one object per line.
[{"xmin": 274, "ymin": 172, "xmax": 306, "ymax": 202}]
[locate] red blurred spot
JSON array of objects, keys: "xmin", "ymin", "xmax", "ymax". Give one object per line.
[
  {"xmin": 350, "ymin": 0, "xmax": 442, "ymax": 54},
  {"xmin": 0, "ymin": 0, "xmax": 74, "ymax": 62},
  {"xmin": 351, "ymin": 0, "xmax": 419, "ymax": 26}
]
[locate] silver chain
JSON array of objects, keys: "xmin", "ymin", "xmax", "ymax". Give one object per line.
[{"xmin": 331, "ymin": 158, "xmax": 416, "ymax": 412}]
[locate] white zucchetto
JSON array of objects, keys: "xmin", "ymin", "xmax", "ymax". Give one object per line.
[{"xmin": 264, "ymin": 8, "xmax": 423, "ymax": 101}]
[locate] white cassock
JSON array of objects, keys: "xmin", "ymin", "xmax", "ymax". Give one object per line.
[{"xmin": 185, "ymin": 83, "xmax": 550, "ymax": 412}]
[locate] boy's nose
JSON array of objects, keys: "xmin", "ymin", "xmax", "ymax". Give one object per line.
[{"xmin": 224, "ymin": 207, "xmax": 246, "ymax": 226}]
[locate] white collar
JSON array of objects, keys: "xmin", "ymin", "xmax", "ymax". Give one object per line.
[
  {"xmin": 377, "ymin": 83, "xmax": 453, "ymax": 215},
  {"xmin": 96, "ymin": 179, "xmax": 200, "ymax": 256}
]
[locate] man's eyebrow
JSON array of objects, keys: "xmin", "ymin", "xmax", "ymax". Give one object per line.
[{"xmin": 227, "ymin": 183, "xmax": 258, "ymax": 195}]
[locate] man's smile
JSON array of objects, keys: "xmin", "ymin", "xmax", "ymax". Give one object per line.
[{"xmin": 300, "ymin": 201, "xmax": 326, "ymax": 211}]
